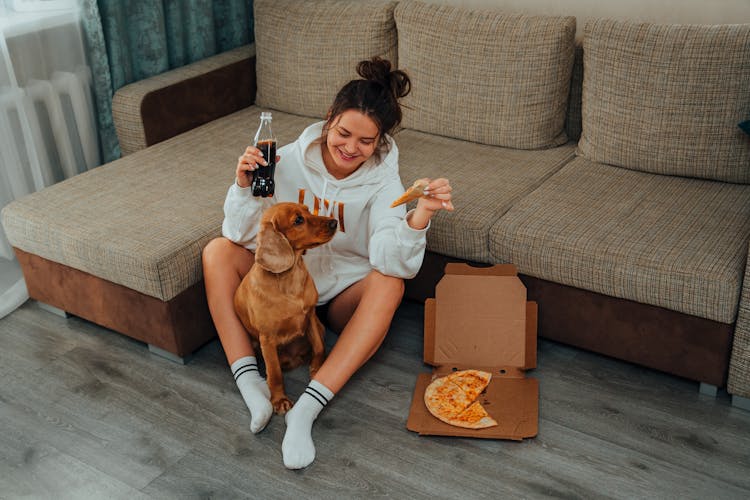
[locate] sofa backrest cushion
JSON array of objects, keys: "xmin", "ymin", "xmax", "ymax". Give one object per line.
[
  {"xmin": 395, "ymin": 0, "xmax": 576, "ymax": 150},
  {"xmin": 254, "ymin": 0, "xmax": 398, "ymax": 119},
  {"xmin": 578, "ymin": 19, "xmax": 750, "ymax": 183},
  {"xmin": 565, "ymin": 44, "xmax": 584, "ymax": 142}
]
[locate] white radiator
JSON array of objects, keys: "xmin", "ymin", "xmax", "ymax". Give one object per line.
[
  {"xmin": 0, "ymin": 66, "xmax": 99, "ymax": 260},
  {"xmin": 0, "ymin": 6, "xmax": 98, "ymax": 260}
]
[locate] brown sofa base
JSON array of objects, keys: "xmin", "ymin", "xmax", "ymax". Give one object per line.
[
  {"xmin": 406, "ymin": 252, "xmax": 734, "ymax": 387},
  {"xmin": 14, "ymin": 248, "xmax": 734, "ymax": 385},
  {"xmin": 14, "ymin": 248, "xmax": 217, "ymax": 358}
]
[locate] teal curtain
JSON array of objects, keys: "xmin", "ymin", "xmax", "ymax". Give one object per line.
[{"xmin": 79, "ymin": 0, "xmax": 254, "ymax": 163}]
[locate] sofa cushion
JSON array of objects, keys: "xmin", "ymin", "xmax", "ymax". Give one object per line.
[
  {"xmin": 1, "ymin": 107, "xmax": 318, "ymax": 301},
  {"xmin": 565, "ymin": 44, "xmax": 584, "ymax": 142},
  {"xmin": 578, "ymin": 19, "xmax": 750, "ymax": 184},
  {"xmin": 395, "ymin": 130, "xmax": 576, "ymax": 262},
  {"xmin": 253, "ymin": 0, "xmax": 398, "ymax": 119},
  {"xmin": 490, "ymin": 157, "xmax": 750, "ymax": 323},
  {"xmin": 395, "ymin": 0, "xmax": 576, "ymax": 150}
]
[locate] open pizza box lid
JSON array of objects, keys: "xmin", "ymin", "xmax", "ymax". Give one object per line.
[{"xmin": 406, "ymin": 263, "xmax": 538, "ymax": 440}]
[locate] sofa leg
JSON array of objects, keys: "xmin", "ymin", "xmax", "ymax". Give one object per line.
[
  {"xmin": 37, "ymin": 301, "xmax": 70, "ymax": 318},
  {"xmin": 148, "ymin": 344, "xmax": 190, "ymax": 365},
  {"xmin": 698, "ymin": 382, "xmax": 718, "ymax": 397},
  {"xmin": 731, "ymin": 395, "xmax": 750, "ymax": 411}
]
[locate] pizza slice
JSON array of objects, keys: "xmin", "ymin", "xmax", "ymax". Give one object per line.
[
  {"xmin": 424, "ymin": 373, "xmax": 474, "ymax": 420},
  {"xmin": 423, "ymin": 369, "xmax": 497, "ymax": 429},
  {"xmin": 446, "ymin": 369, "xmax": 491, "ymax": 402},
  {"xmin": 452, "ymin": 401, "xmax": 498, "ymax": 429},
  {"xmin": 390, "ymin": 179, "xmax": 429, "ymax": 208}
]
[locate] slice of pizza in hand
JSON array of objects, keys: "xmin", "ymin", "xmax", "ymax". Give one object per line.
[{"xmin": 390, "ymin": 179, "xmax": 429, "ymax": 208}]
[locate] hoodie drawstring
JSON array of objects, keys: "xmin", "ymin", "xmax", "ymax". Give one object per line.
[
  {"xmin": 319, "ymin": 178, "xmax": 340, "ymax": 218},
  {"xmin": 314, "ymin": 179, "xmax": 340, "ymax": 274},
  {"xmin": 327, "ymin": 185, "xmax": 341, "ymax": 217},
  {"xmin": 320, "ymin": 179, "xmax": 328, "ymax": 214}
]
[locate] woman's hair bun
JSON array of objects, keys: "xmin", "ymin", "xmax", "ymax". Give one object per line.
[{"xmin": 357, "ymin": 56, "xmax": 411, "ymax": 100}]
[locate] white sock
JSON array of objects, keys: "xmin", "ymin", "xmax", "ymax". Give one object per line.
[
  {"xmin": 231, "ymin": 356, "xmax": 273, "ymax": 434},
  {"xmin": 282, "ymin": 379, "xmax": 334, "ymax": 469}
]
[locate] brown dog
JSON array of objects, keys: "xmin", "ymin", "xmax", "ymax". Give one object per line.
[{"xmin": 234, "ymin": 202, "xmax": 337, "ymax": 414}]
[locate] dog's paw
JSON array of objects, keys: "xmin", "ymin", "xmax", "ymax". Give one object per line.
[{"xmin": 273, "ymin": 396, "xmax": 294, "ymax": 414}]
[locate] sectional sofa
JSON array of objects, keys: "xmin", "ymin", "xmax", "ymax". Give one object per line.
[{"xmin": 3, "ymin": 0, "xmax": 750, "ymax": 408}]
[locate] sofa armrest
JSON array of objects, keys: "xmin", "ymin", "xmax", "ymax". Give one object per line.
[
  {"xmin": 729, "ymin": 242, "xmax": 750, "ymax": 400},
  {"xmin": 112, "ymin": 44, "xmax": 256, "ymax": 156}
]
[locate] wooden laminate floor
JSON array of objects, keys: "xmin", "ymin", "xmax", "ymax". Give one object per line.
[{"xmin": 1, "ymin": 300, "xmax": 749, "ymax": 499}]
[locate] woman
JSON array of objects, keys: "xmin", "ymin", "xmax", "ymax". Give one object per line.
[{"xmin": 202, "ymin": 57, "xmax": 453, "ymax": 469}]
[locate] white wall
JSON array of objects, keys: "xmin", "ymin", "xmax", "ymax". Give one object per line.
[{"xmin": 427, "ymin": 0, "xmax": 750, "ymax": 38}]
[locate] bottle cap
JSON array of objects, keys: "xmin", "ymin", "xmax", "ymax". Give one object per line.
[{"xmin": 261, "ymin": 111, "xmax": 272, "ymax": 120}]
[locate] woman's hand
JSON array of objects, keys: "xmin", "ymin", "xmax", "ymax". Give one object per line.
[
  {"xmin": 408, "ymin": 178, "xmax": 454, "ymax": 230},
  {"xmin": 235, "ymin": 146, "xmax": 280, "ymax": 188}
]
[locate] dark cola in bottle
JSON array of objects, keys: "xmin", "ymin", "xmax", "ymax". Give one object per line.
[{"xmin": 252, "ymin": 111, "xmax": 276, "ymax": 197}]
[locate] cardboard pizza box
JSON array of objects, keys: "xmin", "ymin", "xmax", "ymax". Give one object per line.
[{"xmin": 406, "ymin": 263, "xmax": 539, "ymax": 440}]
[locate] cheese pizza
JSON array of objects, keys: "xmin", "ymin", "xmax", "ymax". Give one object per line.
[{"xmin": 424, "ymin": 369, "xmax": 498, "ymax": 429}]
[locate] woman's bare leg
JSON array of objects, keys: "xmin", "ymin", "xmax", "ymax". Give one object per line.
[
  {"xmin": 202, "ymin": 237, "xmax": 256, "ymax": 364},
  {"xmin": 282, "ymin": 269, "xmax": 404, "ymax": 468},
  {"xmin": 203, "ymin": 237, "xmax": 272, "ymax": 433},
  {"xmin": 314, "ymin": 270, "xmax": 405, "ymax": 392}
]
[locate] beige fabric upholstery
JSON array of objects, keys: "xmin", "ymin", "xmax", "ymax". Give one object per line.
[
  {"xmin": 254, "ymin": 0, "xmax": 398, "ymax": 119},
  {"xmin": 112, "ymin": 45, "xmax": 255, "ymax": 156},
  {"xmin": 2, "ymin": 105, "xmax": 575, "ymax": 297},
  {"xmin": 2, "ymin": 107, "xmax": 318, "ymax": 301},
  {"xmin": 395, "ymin": 0, "xmax": 575, "ymax": 150},
  {"xmin": 395, "ymin": 130, "xmax": 576, "ymax": 262},
  {"xmin": 490, "ymin": 156, "xmax": 750, "ymax": 323},
  {"xmin": 565, "ymin": 44, "xmax": 584, "ymax": 142},
  {"xmin": 578, "ymin": 19, "xmax": 750, "ymax": 183}
]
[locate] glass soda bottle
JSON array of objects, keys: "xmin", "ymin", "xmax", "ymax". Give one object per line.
[{"xmin": 252, "ymin": 111, "xmax": 276, "ymax": 197}]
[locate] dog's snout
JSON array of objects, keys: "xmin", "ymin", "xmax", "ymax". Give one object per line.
[{"xmin": 328, "ymin": 219, "xmax": 338, "ymax": 230}]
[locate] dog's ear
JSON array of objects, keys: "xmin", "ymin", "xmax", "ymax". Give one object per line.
[{"xmin": 256, "ymin": 221, "xmax": 295, "ymax": 273}]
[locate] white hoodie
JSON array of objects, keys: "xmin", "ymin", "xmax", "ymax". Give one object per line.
[{"xmin": 222, "ymin": 121, "xmax": 428, "ymax": 304}]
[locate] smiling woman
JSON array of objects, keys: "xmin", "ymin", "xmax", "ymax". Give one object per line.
[{"xmin": 203, "ymin": 54, "xmax": 453, "ymax": 470}]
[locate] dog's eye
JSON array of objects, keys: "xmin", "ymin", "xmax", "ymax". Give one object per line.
[{"xmin": 294, "ymin": 215, "xmax": 304, "ymax": 225}]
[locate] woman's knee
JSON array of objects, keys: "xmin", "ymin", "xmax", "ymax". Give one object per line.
[
  {"xmin": 202, "ymin": 237, "xmax": 254, "ymax": 274},
  {"xmin": 202, "ymin": 237, "xmax": 231, "ymax": 268}
]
